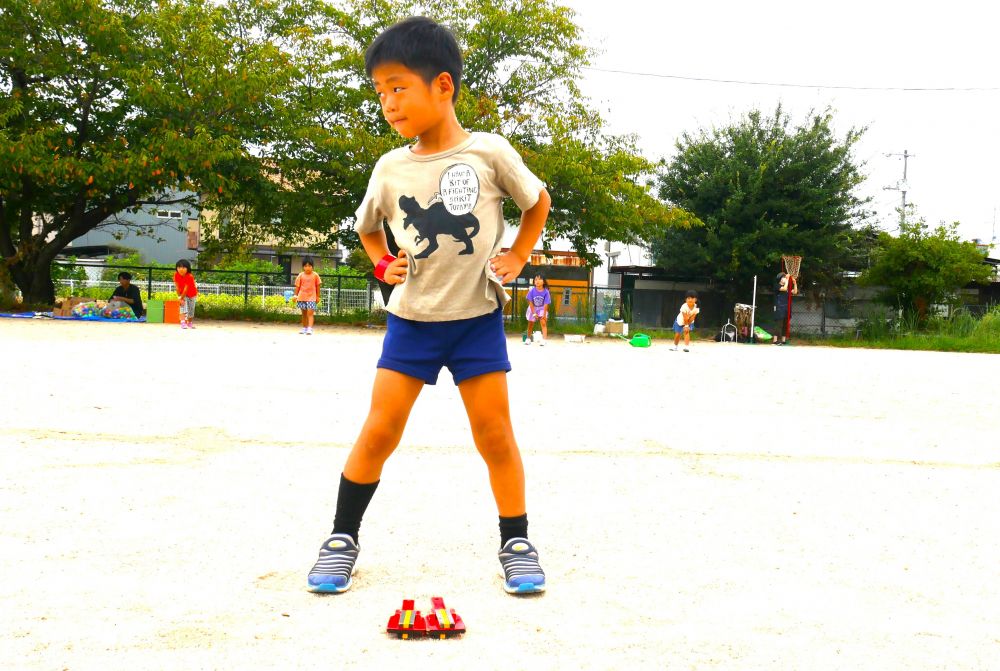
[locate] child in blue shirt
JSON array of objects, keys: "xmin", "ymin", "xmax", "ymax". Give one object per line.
[{"xmin": 307, "ymin": 17, "xmax": 551, "ymax": 595}]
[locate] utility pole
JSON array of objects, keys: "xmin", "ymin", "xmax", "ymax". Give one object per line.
[{"xmin": 884, "ymin": 149, "xmax": 915, "ymax": 229}]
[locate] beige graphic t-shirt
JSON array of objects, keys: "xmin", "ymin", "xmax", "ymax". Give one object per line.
[{"xmin": 354, "ymin": 132, "xmax": 545, "ymax": 321}]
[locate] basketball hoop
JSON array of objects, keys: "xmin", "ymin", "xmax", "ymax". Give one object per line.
[
  {"xmin": 779, "ymin": 255, "xmax": 803, "ymax": 341},
  {"xmin": 781, "ymin": 255, "xmax": 803, "ymax": 280}
]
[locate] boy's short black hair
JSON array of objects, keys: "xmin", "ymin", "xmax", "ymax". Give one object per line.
[
  {"xmin": 118, "ymin": 271, "xmax": 132, "ymax": 281},
  {"xmin": 365, "ymin": 16, "xmax": 463, "ymax": 103},
  {"xmin": 302, "ymin": 256, "xmax": 315, "ymax": 267},
  {"xmin": 175, "ymin": 259, "xmax": 192, "ymax": 272},
  {"xmin": 685, "ymin": 290, "xmax": 698, "ymax": 299}
]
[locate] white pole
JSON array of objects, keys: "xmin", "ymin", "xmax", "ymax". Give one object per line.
[{"xmin": 750, "ymin": 275, "xmax": 757, "ymax": 342}]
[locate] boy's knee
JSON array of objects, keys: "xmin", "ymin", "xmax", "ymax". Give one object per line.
[
  {"xmin": 359, "ymin": 415, "xmax": 405, "ymax": 451},
  {"xmin": 471, "ymin": 419, "xmax": 517, "ymax": 460}
]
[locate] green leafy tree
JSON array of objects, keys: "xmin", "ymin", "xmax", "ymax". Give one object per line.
[
  {"xmin": 1, "ymin": 0, "xmax": 317, "ymax": 303},
  {"xmin": 344, "ymin": 247, "xmax": 374, "ymax": 274},
  {"xmin": 201, "ymin": 256, "xmax": 286, "ymax": 285},
  {"xmin": 245, "ymin": 0, "xmax": 692, "ymax": 264},
  {"xmin": 316, "ymin": 262, "xmax": 368, "ymax": 289},
  {"xmin": 860, "ymin": 216, "xmax": 993, "ymax": 322},
  {"xmin": 50, "ymin": 255, "xmax": 87, "ymax": 284},
  {"xmin": 3, "ymin": 0, "xmax": 689, "ymax": 305},
  {"xmin": 653, "ymin": 106, "xmax": 870, "ymax": 295}
]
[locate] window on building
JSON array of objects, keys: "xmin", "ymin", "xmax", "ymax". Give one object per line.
[
  {"xmin": 169, "ymin": 210, "xmax": 182, "ymax": 219},
  {"xmin": 562, "ymin": 288, "xmax": 572, "ymax": 306},
  {"xmin": 156, "ymin": 210, "xmax": 169, "ymax": 219}
]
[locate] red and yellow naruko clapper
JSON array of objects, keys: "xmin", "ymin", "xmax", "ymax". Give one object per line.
[
  {"xmin": 424, "ymin": 596, "xmax": 466, "ymax": 639},
  {"xmin": 386, "ymin": 599, "xmax": 427, "ymax": 639}
]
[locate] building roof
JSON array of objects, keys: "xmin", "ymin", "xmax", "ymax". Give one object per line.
[
  {"xmin": 608, "ymin": 265, "xmax": 713, "ymax": 282},
  {"xmin": 501, "ymin": 248, "xmax": 590, "ymax": 268}
]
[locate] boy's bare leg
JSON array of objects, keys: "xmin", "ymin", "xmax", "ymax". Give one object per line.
[
  {"xmin": 343, "ymin": 369, "xmax": 425, "ymax": 483},
  {"xmin": 457, "ymin": 371, "xmax": 525, "ymax": 516},
  {"xmin": 460, "ymin": 370, "xmax": 546, "ymax": 593},
  {"xmin": 307, "ymin": 369, "xmax": 423, "ymax": 593},
  {"xmin": 540, "ymin": 317, "xmax": 547, "ymax": 339},
  {"xmin": 307, "ymin": 309, "xmax": 315, "ymax": 328}
]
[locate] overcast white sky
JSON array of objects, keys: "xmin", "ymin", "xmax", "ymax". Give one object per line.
[{"xmin": 557, "ymin": 0, "xmax": 1000, "ymax": 260}]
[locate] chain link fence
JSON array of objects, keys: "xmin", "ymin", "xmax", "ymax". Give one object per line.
[
  {"xmin": 54, "ymin": 261, "xmax": 993, "ymax": 338},
  {"xmin": 53, "ymin": 262, "xmax": 386, "ymax": 319}
]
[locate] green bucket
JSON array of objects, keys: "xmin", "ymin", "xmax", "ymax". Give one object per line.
[
  {"xmin": 629, "ymin": 333, "xmax": 651, "ymax": 347},
  {"xmin": 146, "ymin": 299, "xmax": 164, "ymax": 324}
]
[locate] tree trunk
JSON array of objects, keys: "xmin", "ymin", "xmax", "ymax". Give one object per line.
[{"xmin": 10, "ymin": 255, "xmax": 57, "ymax": 306}]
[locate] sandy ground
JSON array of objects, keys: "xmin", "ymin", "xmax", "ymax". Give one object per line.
[{"xmin": 0, "ymin": 317, "xmax": 998, "ymax": 671}]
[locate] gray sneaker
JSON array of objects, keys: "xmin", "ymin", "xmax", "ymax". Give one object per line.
[
  {"xmin": 307, "ymin": 533, "xmax": 359, "ymax": 593},
  {"xmin": 499, "ymin": 538, "xmax": 546, "ymax": 594}
]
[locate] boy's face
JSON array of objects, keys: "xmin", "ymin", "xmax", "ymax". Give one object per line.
[
  {"xmin": 119, "ymin": 278, "xmax": 130, "ymax": 288},
  {"xmin": 371, "ymin": 62, "xmax": 453, "ymax": 139},
  {"xmin": 686, "ymin": 297, "xmax": 697, "ymax": 308},
  {"xmin": 177, "ymin": 267, "xmax": 187, "ymax": 275},
  {"xmin": 303, "ymin": 264, "xmax": 313, "ymax": 273}
]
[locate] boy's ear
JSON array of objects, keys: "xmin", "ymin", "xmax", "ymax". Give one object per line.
[{"xmin": 434, "ymin": 72, "xmax": 455, "ymax": 101}]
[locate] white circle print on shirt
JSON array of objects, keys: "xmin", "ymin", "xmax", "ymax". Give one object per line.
[{"xmin": 438, "ymin": 163, "xmax": 480, "ymax": 215}]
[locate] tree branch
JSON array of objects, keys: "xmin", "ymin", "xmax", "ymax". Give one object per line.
[{"xmin": 136, "ymin": 195, "xmax": 198, "ymax": 206}]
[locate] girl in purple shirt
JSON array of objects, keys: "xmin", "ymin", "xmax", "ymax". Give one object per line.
[{"xmin": 524, "ymin": 274, "xmax": 551, "ymax": 346}]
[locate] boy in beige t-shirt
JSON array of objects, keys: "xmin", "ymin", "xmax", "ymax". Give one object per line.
[{"xmin": 308, "ymin": 17, "xmax": 551, "ymax": 595}]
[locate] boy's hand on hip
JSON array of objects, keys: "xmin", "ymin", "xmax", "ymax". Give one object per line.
[
  {"xmin": 384, "ymin": 249, "xmax": 408, "ymax": 285},
  {"xmin": 489, "ymin": 250, "xmax": 526, "ymax": 284}
]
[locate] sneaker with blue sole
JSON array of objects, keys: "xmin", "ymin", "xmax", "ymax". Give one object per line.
[
  {"xmin": 499, "ymin": 537, "xmax": 546, "ymax": 594},
  {"xmin": 307, "ymin": 533, "xmax": 359, "ymax": 593}
]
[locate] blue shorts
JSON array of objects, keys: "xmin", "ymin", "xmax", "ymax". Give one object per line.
[
  {"xmin": 378, "ymin": 309, "xmax": 511, "ymax": 385},
  {"xmin": 673, "ymin": 321, "xmax": 695, "ymax": 334}
]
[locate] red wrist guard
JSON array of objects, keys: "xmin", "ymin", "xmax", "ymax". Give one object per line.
[{"xmin": 374, "ymin": 254, "xmax": 397, "ymax": 282}]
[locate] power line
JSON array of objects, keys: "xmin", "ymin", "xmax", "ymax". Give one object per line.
[{"xmin": 578, "ymin": 65, "xmax": 1000, "ymax": 92}]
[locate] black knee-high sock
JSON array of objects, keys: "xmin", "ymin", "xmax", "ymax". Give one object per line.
[
  {"xmin": 499, "ymin": 513, "xmax": 528, "ymax": 546},
  {"xmin": 332, "ymin": 474, "xmax": 379, "ymax": 544}
]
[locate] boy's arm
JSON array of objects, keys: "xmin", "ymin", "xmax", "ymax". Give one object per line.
[
  {"xmin": 360, "ymin": 229, "xmax": 408, "ymax": 284},
  {"xmin": 490, "ymin": 188, "xmax": 551, "ymax": 284}
]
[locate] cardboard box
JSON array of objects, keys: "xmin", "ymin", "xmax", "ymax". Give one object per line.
[{"xmin": 605, "ymin": 320, "xmax": 628, "ymax": 335}]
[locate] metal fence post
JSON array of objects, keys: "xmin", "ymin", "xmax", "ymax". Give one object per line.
[
  {"xmin": 243, "ymin": 271, "xmax": 249, "ymax": 308},
  {"xmin": 146, "ymin": 266, "xmax": 153, "ymax": 299},
  {"xmin": 512, "ymin": 285, "xmax": 518, "ymax": 325},
  {"xmin": 337, "ymin": 275, "xmax": 342, "ymax": 315},
  {"xmin": 821, "ymin": 294, "xmax": 827, "ymax": 336}
]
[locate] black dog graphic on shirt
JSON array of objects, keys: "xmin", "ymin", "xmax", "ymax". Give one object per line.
[{"xmin": 399, "ymin": 195, "xmax": 479, "ymax": 259}]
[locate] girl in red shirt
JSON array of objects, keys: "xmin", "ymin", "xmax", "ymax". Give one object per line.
[
  {"xmin": 293, "ymin": 257, "xmax": 322, "ymax": 335},
  {"xmin": 174, "ymin": 259, "xmax": 199, "ymax": 329}
]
